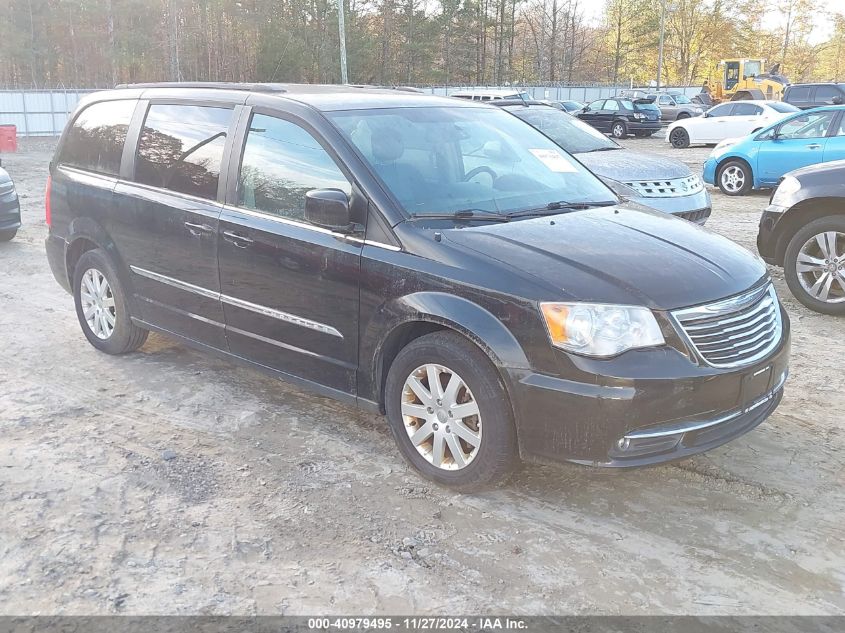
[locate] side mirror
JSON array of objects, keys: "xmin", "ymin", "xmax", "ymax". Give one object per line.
[
  {"xmin": 833, "ymin": 95, "xmax": 843, "ymax": 105},
  {"xmin": 305, "ymin": 188, "xmax": 352, "ymax": 231}
]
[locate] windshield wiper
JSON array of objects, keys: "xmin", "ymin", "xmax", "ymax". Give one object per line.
[
  {"xmin": 582, "ymin": 146, "xmax": 620, "ymax": 152},
  {"xmin": 506, "ymin": 200, "xmax": 617, "ymax": 218},
  {"xmin": 408, "ymin": 209, "xmax": 511, "ymax": 223}
]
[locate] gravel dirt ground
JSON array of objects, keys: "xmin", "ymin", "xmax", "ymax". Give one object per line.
[{"xmin": 0, "ymin": 135, "xmax": 843, "ymax": 616}]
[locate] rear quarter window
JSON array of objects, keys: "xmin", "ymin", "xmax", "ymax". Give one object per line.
[
  {"xmin": 134, "ymin": 104, "xmax": 233, "ymax": 200},
  {"xmin": 59, "ymin": 100, "xmax": 136, "ymax": 176}
]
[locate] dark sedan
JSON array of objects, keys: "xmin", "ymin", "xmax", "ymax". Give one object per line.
[
  {"xmin": 0, "ymin": 161, "xmax": 21, "ymax": 242},
  {"xmin": 495, "ymin": 101, "xmax": 711, "ymax": 223},
  {"xmin": 576, "ymin": 97, "xmax": 662, "ymax": 138},
  {"xmin": 758, "ymin": 160, "xmax": 845, "ymax": 315}
]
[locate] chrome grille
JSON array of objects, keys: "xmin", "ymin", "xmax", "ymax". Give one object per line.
[
  {"xmin": 672, "ymin": 284, "xmax": 782, "ymax": 368},
  {"xmin": 622, "ymin": 175, "xmax": 704, "ymax": 198}
]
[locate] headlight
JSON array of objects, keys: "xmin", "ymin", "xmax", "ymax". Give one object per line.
[
  {"xmin": 598, "ymin": 176, "xmax": 639, "ymax": 199},
  {"xmin": 540, "ymin": 303, "xmax": 665, "ymax": 357},
  {"xmin": 771, "ymin": 175, "xmax": 801, "ymax": 206},
  {"xmin": 714, "ymin": 138, "xmax": 738, "ymax": 152}
]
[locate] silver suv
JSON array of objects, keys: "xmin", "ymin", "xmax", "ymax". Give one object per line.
[{"xmin": 647, "ymin": 93, "xmax": 704, "ymax": 121}]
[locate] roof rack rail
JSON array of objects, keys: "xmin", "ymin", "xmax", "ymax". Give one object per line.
[{"xmin": 114, "ymin": 82, "xmax": 288, "ymax": 93}]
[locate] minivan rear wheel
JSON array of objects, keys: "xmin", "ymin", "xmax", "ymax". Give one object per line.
[
  {"xmin": 384, "ymin": 331, "xmax": 517, "ymax": 490},
  {"xmin": 784, "ymin": 215, "xmax": 845, "ymax": 315},
  {"xmin": 73, "ymin": 248, "xmax": 148, "ymax": 353}
]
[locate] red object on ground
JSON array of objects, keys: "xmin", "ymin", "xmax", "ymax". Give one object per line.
[{"xmin": 0, "ymin": 125, "xmax": 17, "ymax": 152}]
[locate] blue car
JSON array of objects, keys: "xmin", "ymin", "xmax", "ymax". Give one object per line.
[{"xmin": 703, "ymin": 105, "xmax": 845, "ymax": 196}]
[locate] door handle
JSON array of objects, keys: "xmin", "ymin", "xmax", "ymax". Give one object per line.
[
  {"xmin": 807, "ymin": 143, "xmax": 821, "ymax": 149},
  {"xmin": 184, "ymin": 221, "xmax": 214, "ymax": 236},
  {"xmin": 222, "ymin": 230, "xmax": 254, "ymax": 248}
]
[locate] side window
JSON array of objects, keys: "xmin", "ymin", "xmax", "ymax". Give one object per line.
[
  {"xmin": 733, "ymin": 103, "xmax": 763, "ymax": 116},
  {"xmin": 788, "ymin": 86, "xmax": 811, "ymax": 102},
  {"xmin": 59, "ymin": 100, "xmax": 135, "ymax": 176},
  {"xmin": 135, "ymin": 104, "xmax": 232, "ymax": 200},
  {"xmin": 815, "ymin": 86, "xmax": 841, "ymax": 103},
  {"xmin": 620, "ymin": 99, "xmax": 634, "ymax": 110},
  {"xmin": 709, "ymin": 104, "xmax": 734, "ymax": 117},
  {"xmin": 588, "ymin": 100, "xmax": 605, "ymax": 110},
  {"xmin": 237, "ymin": 113, "xmax": 351, "ymax": 222},
  {"xmin": 604, "ymin": 100, "xmax": 620, "ymax": 112},
  {"xmin": 777, "ymin": 111, "xmax": 837, "ymax": 139},
  {"xmin": 659, "ymin": 96, "xmax": 673, "ymax": 105}
]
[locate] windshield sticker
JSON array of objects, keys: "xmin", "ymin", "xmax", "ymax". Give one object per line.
[{"xmin": 529, "ymin": 149, "xmax": 578, "ymax": 173}]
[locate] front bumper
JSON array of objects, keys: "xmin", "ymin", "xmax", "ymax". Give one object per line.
[
  {"xmin": 702, "ymin": 158, "xmax": 718, "ymax": 185},
  {"xmin": 508, "ymin": 310, "xmax": 790, "ymax": 467},
  {"xmin": 757, "ymin": 204, "xmax": 787, "ymax": 264},
  {"xmin": 634, "ymin": 188, "xmax": 712, "ymax": 224},
  {"xmin": 0, "ymin": 186, "xmax": 21, "ymax": 231}
]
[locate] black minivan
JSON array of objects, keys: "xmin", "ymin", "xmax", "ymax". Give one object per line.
[{"xmin": 46, "ymin": 84, "xmax": 790, "ymax": 488}]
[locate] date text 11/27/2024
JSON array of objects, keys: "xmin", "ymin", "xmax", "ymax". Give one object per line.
[{"xmin": 307, "ymin": 617, "xmax": 529, "ymax": 630}]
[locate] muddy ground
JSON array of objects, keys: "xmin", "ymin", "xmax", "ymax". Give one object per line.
[{"xmin": 0, "ymin": 136, "xmax": 843, "ymax": 615}]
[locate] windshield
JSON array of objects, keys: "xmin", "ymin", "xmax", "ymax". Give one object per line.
[
  {"xmin": 329, "ymin": 106, "xmax": 615, "ymax": 217},
  {"xmin": 769, "ymin": 102, "xmax": 800, "ymax": 113},
  {"xmin": 507, "ymin": 106, "xmax": 617, "ymax": 154},
  {"xmin": 673, "ymin": 94, "xmax": 692, "ymax": 104}
]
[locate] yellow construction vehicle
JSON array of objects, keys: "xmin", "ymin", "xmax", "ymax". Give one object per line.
[{"xmin": 708, "ymin": 59, "xmax": 790, "ymax": 103}]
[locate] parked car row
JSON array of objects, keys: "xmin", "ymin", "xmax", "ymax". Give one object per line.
[{"xmin": 43, "ymin": 83, "xmax": 792, "ymax": 489}]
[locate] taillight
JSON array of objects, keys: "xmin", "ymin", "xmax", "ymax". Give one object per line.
[{"xmin": 45, "ymin": 174, "xmax": 52, "ymax": 227}]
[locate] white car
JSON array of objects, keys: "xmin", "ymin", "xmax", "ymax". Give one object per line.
[
  {"xmin": 666, "ymin": 100, "xmax": 800, "ymax": 148},
  {"xmin": 450, "ymin": 88, "xmax": 530, "ymax": 102}
]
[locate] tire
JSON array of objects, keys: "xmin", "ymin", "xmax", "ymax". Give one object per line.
[
  {"xmin": 384, "ymin": 331, "xmax": 518, "ymax": 490},
  {"xmin": 0, "ymin": 228, "xmax": 17, "ymax": 242},
  {"xmin": 634, "ymin": 131, "xmax": 652, "ymax": 138},
  {"xmin": 783, "ymin": 215, "xmax": 845, "ymax": 315},
  {"xmin": 717, "ymin": 159, "xmax": 753, "ymax": 196},
  {"xmin": 73, "ymin": 248, "xmax": 148, "ymax": 354},
  {"xmin": 611, "ymin": 121, "xmax": 628, "ymax": 139},
  {"xmin": 669, "ymin": 127, "xmax": 690, "ymax": 148},
  {"xmin": 676, "ymin": 112, "xmax": 691, "ymax": 120}
]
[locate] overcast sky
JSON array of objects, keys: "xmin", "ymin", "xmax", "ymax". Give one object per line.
[{"xmin": 580, "ymin": 0, "xmax": 845, "ymax": 45}]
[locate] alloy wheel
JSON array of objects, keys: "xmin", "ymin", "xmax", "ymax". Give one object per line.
[
  {"xmin": 670, "ymin": 128, "xmax": 689, "ymax": 148},
  {"xmin": 720, "ymin": 165, "xmax": 746, "ymax": 193},
  {"xmin": 796, "ymin": 231, "xmax": 845, "ymax": 303},
  {"xmin": 612, "ymin": 123, "xmax": 625, "ymax": 138},
  {"xmin": 80, "ymin": 268, "xmax": 116, "ymax": 339},
  {"xmin": 401, "ymin": 363, "xmax": 482, "ymax": 470}
]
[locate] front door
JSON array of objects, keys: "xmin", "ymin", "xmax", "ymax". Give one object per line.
[
  {"xmin": 823, "ymin": 113, "xmax": 845, "ymax": 162},
  {"xmin": 579, "ymin": 100, "xmax": 605, "ymax": 130},
  {"xmin": 112, "ymin": 102, "xmax": 235, "ymax": 348},
  {"xmin": 217, "ymin": 110, "xmax": 363, "ymax": 394},
  {"xmin": 756, "ymin": 110, "xmax": 837, "ymax": 185}
]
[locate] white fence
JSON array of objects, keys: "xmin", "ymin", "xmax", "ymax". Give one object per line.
[
  {"xmin": 0, "ymin": 89, "xmax": 96, "ymax": 137},
  {"xmin": 0, "ymin": 85, "xmax": 701, "ymax": 137}
]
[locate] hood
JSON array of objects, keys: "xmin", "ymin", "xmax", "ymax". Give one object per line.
[
  {"xmin": 576, "ymin": 149, "xmax": 690, "ymax": 182},
  {"xmin": 443, "ymin": 207, "xmax": 767, "ymax": 310},
  {"xmin": 788, "ymin": 158, "xmax": 845, "ymax": 180}
]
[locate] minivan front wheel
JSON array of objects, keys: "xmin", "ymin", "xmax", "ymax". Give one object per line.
[
  {"xmin": 611, "ymin": 121, "xmax": 628, "ymax": 139},
  {"xmin": 73, "ymin": 249, "xmax": 148, "ymax": 353},
  {"xmin": 385, "ymin": 331, "xmax": 517, "ymax": 490},
  {"xmin": 784, "ymin": 216, "xmax": 845, "ymax": 315},
  {"xmin": 717, "ymin": 160, "xmax": 752, "ymax": 196}
]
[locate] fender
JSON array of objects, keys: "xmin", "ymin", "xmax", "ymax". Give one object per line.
[
  {"xmin": 65, "ymin": 217, "xmax": 139, "ymax": 312},
  {"xmin": 361, "ymin": 291, "xmax": 532, "ymax": 407}
]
